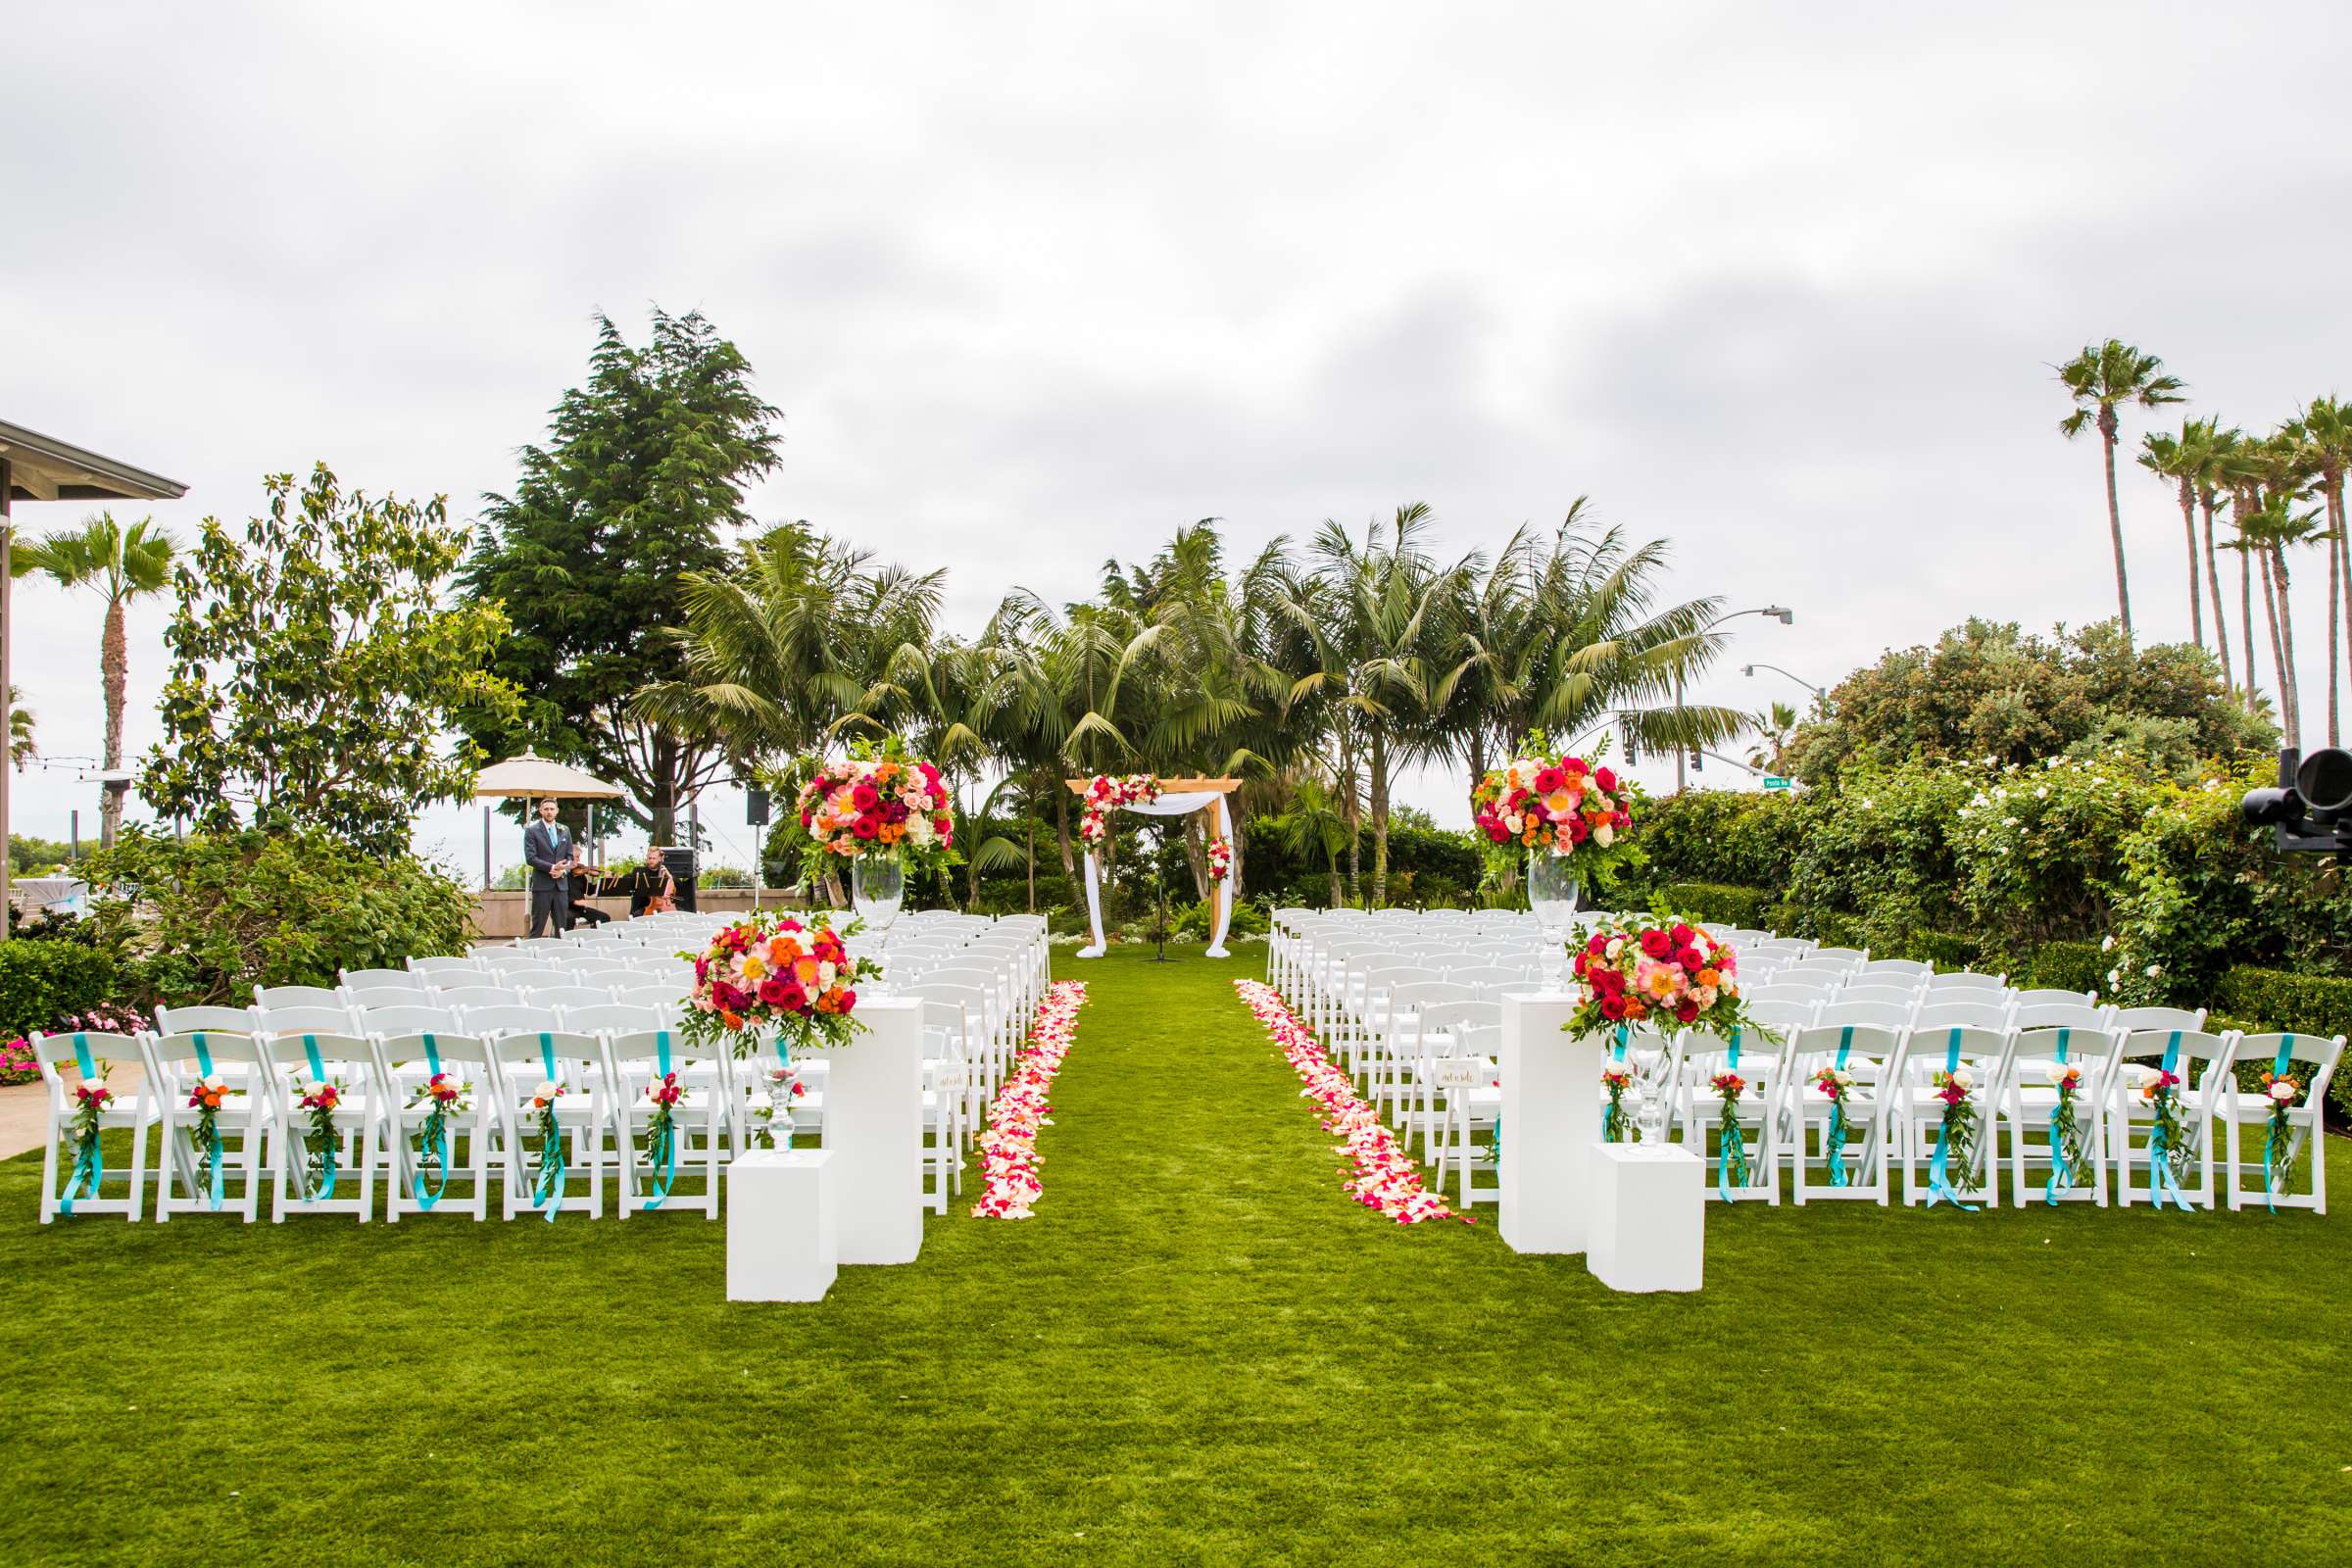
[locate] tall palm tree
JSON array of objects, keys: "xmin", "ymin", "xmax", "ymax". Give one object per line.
[
  {"xmin": 2293, "ymin": 397, "xmax": 2352, "ymax": 746},
  {"xmin": 2058, "ymin": 340, "xmax": 2186, "ymax": 646},
  {"xmin": 1745, "ymin": 702, "xmax": 1800, "ymax": 774},
  {"xmin": 9, "ymin": 512, "xmax": 177, "ymax": 847},
  {"xmin": 1269, "ymin": 773, "xmax": 1349, "ymax": 906},
  {"xmin": 2138, "ymin": 421, "xmax": 2210, "ymax": 652},
  {"xmin": 2185, "ymin": 417, "xmax": 2235, "ymax": 695},
  {"xmin": 9, "ymin": 685, "xmax": 33, "ymax": 772},
  {"xmin": 2214, "ymin": 431, "xmax": 2267, "ymax": 715}
]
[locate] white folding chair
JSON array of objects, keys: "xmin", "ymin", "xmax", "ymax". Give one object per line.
[
  {"xmin": 1998, "ymin": 1022, "xmax": 2124, "ymax": 1207},
  {"xmin": 2109, "ymin": 1028, "xmax": 2228, "ymax": 1210},
  {"xmin": 259, "ymin": 1028, "xmax": 377, "ymax": 1221},
  {"xmin": 254, "ymin": 985, "xmax": 347, "ymax": 1011},
  {"xmin": 607, "ymin": 1026, "xmax": 730, "ymax": 1219},
  {"xmin": 2216, "ymin": 1031, "xmax": 2342, "ymax": 1213},
  {"xmin": 149, "ymin": 1029, "xmax": 272, "ymax": 1222},
  {"xmin": 1788, "ymin": 1022, "xmax": 1898, "ymax": 1204},
  {"xmin": 30, "ymin": 1030, "xmax": 161, "ymax": 1222},
  {"xmin": 1888, "ymin": 1024, "xmax": 2010, "ymax": 1208},
  {"xmin": 487, "ymin": 1029, "xmax": 612, "ymax": 1221},
  {"xmin": 1676, "ymin": 1026, "xmax": 1790, "ymax": 1204},
  {"xmin": 373, "ymin": 1030, "xmax": 500, "ymax": 1221},
  {"xmin": 340, "ymin": 967, "xmax": 425, "ymax": 993}
]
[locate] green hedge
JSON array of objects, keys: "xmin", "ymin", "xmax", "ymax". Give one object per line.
[
  {"xmin": 2210, "ymin": 968, "xmax": 2352, "ymax": 1124},
  {"xmin": 2021, "ymin": 941, "xmax": 2105, "ymax": 994},
  {"xmin": 0, "ymin": 943, "xmax": 118, "ymax": 1041},
  {"xmin": 1651, "ymin": 883, "xmax": 1774, "ymax": 928}
]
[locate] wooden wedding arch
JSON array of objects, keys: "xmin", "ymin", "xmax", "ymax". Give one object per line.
[{"xmin": 1064, "ymin": 776, "xmax": 1239, "ymax": 958}]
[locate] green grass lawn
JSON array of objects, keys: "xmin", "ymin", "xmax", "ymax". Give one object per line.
[{"xmin": 3, "ymin": 946, "xmax": 2348, "ymax": 1566}]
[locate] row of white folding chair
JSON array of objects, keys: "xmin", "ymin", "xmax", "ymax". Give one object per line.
[
  {"xmin": 34, "ymin": 1017, "xmax": 798, "ymax": 1223},
  {"xmin": 1634, "ymin": 1020, "xmax": 2336, "ymax": 1211}
]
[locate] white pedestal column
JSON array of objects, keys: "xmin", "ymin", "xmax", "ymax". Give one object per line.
[
  {"xmin": 818, "ymin": 997, "xmax": 925, "ymax": 1265},
  {"xmin": 1587, "ymin": 1143, "xmax": 1704, "ymax": 1293},
  {"xmin": 1497, "ymin": 992, "xmax": 1602, "ymax": 1255},
  {"xmin": 727, "ymin": 1149, "xmax": 838, "ymax": 1302}
]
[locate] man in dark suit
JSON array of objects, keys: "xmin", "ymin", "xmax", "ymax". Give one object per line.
[{"xmin": 523, "ymin": 798, "xmax": 575, "ymax": 939}]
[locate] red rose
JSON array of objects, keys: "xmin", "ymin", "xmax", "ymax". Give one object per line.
[
  {"xmin": 1640, "ymin": 928, "xmax": 1671, "ymax": 958},
  {"xmin": 1563, "ymin": 757, "xmax": 1590, "ymax": 775},
  {"xmin": 777, "ymin": 983, "xmax": 808, "ymax": 1012},
  {"xmin": 1669, "ymin": 922, "xmax": 1693, "ymax": 947},
  {"xmin": 1533, "ymin": 766, "xmax": 1564, "ymax": 794},
  {"xmin": 852, "ymin": 783, "xmax": 881, "ymax": 811},
  {"xmin": 852, "ymin": 817, "xmax": 880, "ymax": 839},
  {"xmin": 1592, "ymin": 968, "xmax": 1625, "ymax": 997},
  {"xmin": 1675, "ymin": 1000, "xmax": 1700, "ymax": 1023},
  {"xmin": 1486, "ymin": 822, "xmax": 1509, "ymax": 844},
  {"xmin": 836, "ymin": 989, "xmax": 857, "ymax": 1012},
  {"xmin": 759, "ymin": 976, "xmax": 791, "ymax": 1006},
  {"xmin": 1572, "ymin": 954, "xmax": 1589, "ymax": 979},
  {"xmin": 1594, "ymin": 766, "xmax": 1618, "ymax": 792},
  {"xmin": 1567, "ymin": 815, "xmax": 1590, "ymax": 843},
  {"xmin": 1676, "ymin": 947, "xmax": 1705, "ymax": 972},
  {"xmin": 1586, "ymin": 933, "xmax": 1608, "ymax": 956},
  {"xmin": 1599, "ymin": 995, "xmax": 1628, "ymax": 1021}
]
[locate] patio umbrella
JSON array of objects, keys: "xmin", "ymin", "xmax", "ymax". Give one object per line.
[{"xmin": 473, "ymin": 751, "xmax": 625, "ymax": 888}]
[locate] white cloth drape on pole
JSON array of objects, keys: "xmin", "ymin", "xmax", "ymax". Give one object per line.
[{"xmin": 1075, "ymin": 791, "xmax": 1233, "ymax": 958}]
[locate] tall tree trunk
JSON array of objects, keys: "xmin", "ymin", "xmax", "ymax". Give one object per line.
[
  {"xmin": 99, "ymin": 595, "xmax": 127, "ymax": 849},
  {"xmin": 1327, "ymin": 858, "xmax": 1343, "ymax": 908},
  {"xmin": 1339, "ymin": 736, "xmax": 1362, "ymax": 906},
  {"xmin": 2277, "ymin": 547, "xmax": 2304, "ymax": 749},
  {"xmin": 1026, "ymin": 815, "xmax": 1036, "ymax": 913},
  {"xmin": 2200, "ymin": 493, "xmax": 2231, "ymax": 693},
  {"xmin": 649, "ymin": 732, "xmax": 678, "ymax": 846},
  {"xmin": 1368, "ymin": 728, "xmax": 1391, "ymax": 908},
  {"xmin": 2100, "ymin": 416, "xmax": 2133, "ymax": 645},
  {"xmin": 2328, "ymin": 488, "xmax": 2343, "ymax": 747},
  {"xmin": 2260, "ymin": 549, "xmax": 2294, "ymax": 747},
  {"xmin": 2238, "ymin": 502, "xmax": 2261, "ymax": 714},
  {"xmin": 1466, "ymin": 731, "xmax": 1488, "ymax": 814},
  {"xmin": 1053, "ymin": 787, "xmax": 1075, "ymax": 883},
  {"xmin": 2176, "ymin": 477, "xmax": 2203, "ymax": 651}
]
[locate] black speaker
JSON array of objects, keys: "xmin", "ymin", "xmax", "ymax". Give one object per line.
[
  {"xmin": 747, "ymin": 784, "xmax": 770, "ymax": 826},
  {"xmin": 662, "ymin": 846, "xmax": 699, "ymax": 912}
]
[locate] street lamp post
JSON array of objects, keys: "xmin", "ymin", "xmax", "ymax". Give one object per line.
[
  {"xmin": 1676, "ymin": 606, "xmax": 1793, "ymax": 794},
  {"xmin": 1741, "ymin": 662, "xmax": 1830, "ymax": 705}
]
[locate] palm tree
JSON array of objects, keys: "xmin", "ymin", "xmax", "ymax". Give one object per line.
[
  {"xmin": 2185, "ymin": 417, "xmax": 2235, "ymax": 695},
  {"xmin": 1745, "ymin": 702, "xmax": 1800, "ymax": 774},
  {"xmin": 9, "ymin": 685, "xmax": 33, "ymax": 772},
  {"xmin": 9, "ymin": 512, "xmax": 176, "ymax": 847},
  {"xmin": 1269, "ymin": 773, "xmax": 1350, "ymax": 906},
  {"xmin": 2138, "ymin": 421, "xmax": 2210, "ymax": 652},
  {"xmin": 2214, "ymin": 431, "xmax": 2268, "ymax": 715},
  {"xmin": 2293, "ymin": 397, "xmax": 2352, "ymax": 745},
  {"xmin": 2058, "ymin": 340, "xmax": 2186, "ymax": 646}
]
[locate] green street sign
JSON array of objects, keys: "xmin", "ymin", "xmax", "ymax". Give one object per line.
[{"xmin": 1763, "ymin": 776, "xmax": 1790, "ymax": 791}]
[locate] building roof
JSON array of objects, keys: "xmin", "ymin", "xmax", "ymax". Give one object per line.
[{"xmin": 0, "ymin": 417, "xmax": 188, "ymax": 503}]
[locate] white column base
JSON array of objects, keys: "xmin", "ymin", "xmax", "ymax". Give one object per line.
[
  {"xmin": 726, "ymin": 1150, "xmax": 838, "ymax": 1301},
  {"xmin": 819, "ymin": 997, "xmax": 925, "ymax": 1265},
  {"xmin": 1074, "ymin": 945, "xmax": 1106, "ymax": 959},
  {"xmin": 1588, "ymin": 1143, "xmax": 1704, "ymax": 1293},
  {"xmin": 1498, "ymin": 992, "xmax": 1601, "ymax": 1254}
]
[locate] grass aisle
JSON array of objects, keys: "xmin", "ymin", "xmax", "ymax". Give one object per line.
[{"xmin": 1, "ymin": 945, "xmax": 2348, "ymax": 1565}]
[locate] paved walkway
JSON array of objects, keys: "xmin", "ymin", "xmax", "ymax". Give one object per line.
[{"xmin": 0, "ymin": 1059, "xmax": 146, "ymax": 1160}]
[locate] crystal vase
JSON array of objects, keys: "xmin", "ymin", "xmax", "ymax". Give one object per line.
[
  {"xmin": 1528, "ymin": 850, "xmax": 1580, "ymax": 994},
  {"xmin": 852, "ymin": 856, "xmax": 905, "ymax": 991}
]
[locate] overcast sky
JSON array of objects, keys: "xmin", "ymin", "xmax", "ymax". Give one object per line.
[{"xmin": 5, "ymin": 2, "xmax": 2349, "ymax": 879}]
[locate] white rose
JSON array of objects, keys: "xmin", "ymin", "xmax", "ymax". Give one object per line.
[
  {"xmin": 1593, "ymin": 822, "xmax": 1614, "ymax": 847},
  {"xmin": 2269, "ymin": 1080, "xmax": 2297, "ymax": 1103},
  {"xmin": 2143, "ymin": 963, "xmax": 2161, "ymax": 978},
  {"xmin": 907, "ymin": 815, "xmax": 934, "ymax": 845},
  {"xmin": 534, "ymin": 1079, "xmax": 563, "ymax": 1101},
  {"xmin": 1949, "ymin": 1068, "xmax": 1973, "ymax": 1090},
  {"xmin": 2100, "ymin": 935, "xmax": 2115, "ymax": 953},
  {"xmin": 1504, "ymin": 813, "xmax": 1524, "ymax": 834},
  {"xmin": 818, "ymin": 960, "xmax": 838, "ymax": 987},
  {"xmin": 305, "ymin": 1080, "xmax": 331, "ymax": 1098}
]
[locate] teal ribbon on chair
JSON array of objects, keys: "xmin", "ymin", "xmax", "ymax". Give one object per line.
[
  {"xmin": 60, "ymin": 1034, "xmax": 103, "ymax": 1215},
  {"xmin": 2262, "ymin": 1035, "xmax": 2296, "ymax": 1213},
  {"xmin": 532, "ymin": 1034, "xmax": 566, "ymax": 1222},
  {"xmin": 1717, "ymin": 1031, "xmax": 1746, "ymax": 1203},
  {"xmin": 2044, "ymin": 1028, "xmax": 2074, "ymax": 1206},
  {"xmin": 2146, "ymin": 1031, "xmax": 2193, "ymax": 1212},
  {"xmin": 773, "ymin": 1033, "xmax": 796, "ymax": 1153},
  {"xmin": 302, "ymin": 1036, "xmax": 339, "ymax": 1200},
  {"xmin": 192, "ymin": 1033, "xmax": 223, "ymax": 1211},
  {"xmin": 1926, "ymin": 1028, "xmax": 1979, "ymax": 1212},
  {"xmin": 1824, "ymin": 1026, "xmax": 1854, "ymax": 1189},
  {"xmin": 644, "ymin": 1031, "xmax": 677, "ymax": 1210},
  {"xmin": 416, "ymin": 1037, "xmax": 451, "ymax": 1210}
]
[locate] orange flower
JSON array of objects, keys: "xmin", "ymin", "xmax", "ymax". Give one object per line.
[
  {"xmin": 1697, "ymin": 968, "xmax": 1719, "ymax": 988},
  {"xmin": 771, "ymin": 935, "xmax": 803, "ymax": 963},
  {"xmin": 719, "ymin": 1009, "xmax": 743, "ymax": 1030}
]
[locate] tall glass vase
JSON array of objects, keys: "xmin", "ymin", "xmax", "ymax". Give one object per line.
[
  {"xmin": 1528, "ymin": 850, "xmax": 1580, "ymax": 994},
  {"xmin": 852, "ymin": 855, "xmax": 905, "ymax": 992}
]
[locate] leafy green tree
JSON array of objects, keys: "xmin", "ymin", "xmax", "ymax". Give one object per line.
[
  {"xmin": 141, "ymin": 464, "xmax": 519, "ymax": 854},
  {"xmin": 7, "ymin": 685, "xmax": 30, "ymax": 773},
  {"xmin": 461, "ymin": 308, "xmax": 781, "ymax": 842},
  {"xmin": 1784, "ymin": 617, "xmax": 2268, "ymax": 784},
  {"xmin": 2058, "ymin": 339, "xmax": 2186, "ymax": 646},
  {"xmin": 9, "ymin": 512, "xmax": 176, "ymax": 846}
]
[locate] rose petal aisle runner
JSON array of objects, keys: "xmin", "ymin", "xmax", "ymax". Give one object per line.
[
  {"xmin": 1233, "ymin": 979, "xmax": 1466, "ymax": 1225},
  {"xmin": 971, "ymin": 981, "xmax": 1090, "ymax": 1220}
]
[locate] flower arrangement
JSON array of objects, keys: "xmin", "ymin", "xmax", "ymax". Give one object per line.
[
  {"xmin": 679, "ymin": 911, "xmax": 882, "ymax": 1055},
  {"xmin": 749, "ymin": 1066, "xmax": 806, "ymax": 1150},
  {"xmin": 787, "ymin": 735, "xmax": 955, "ymax": 883},
  {"xmin": 2262, "ymin": 1070, "xmax": 2305, "ymax": 1198},
  {"xmin": 298, "ymin": 1080, "xmax": 343, "ymax": 1200},
  {"xmin": 1813, "ymin": 1065, "xmax": 1856, "ymax": 1185},
  {"xmin": 2045, "ymin": 1060, "xmax": 2092, "ymax": 1199},
  {"xmin": 1600, "ymin": 1065, "xmax": 1635, "ymax": 1143},
  {"xmin": 1933, "ymin": 1067, "xmax": 1981, "ymax": 1199},
  {"xmin": 643, "ymin": 1071, "xmax": 684, "ymax": 1178},
  {"xmin": 1567, "ymin": 918, "xmax": 1755, "ymax": 1037},
  {"xmin": 2133, "ymin": 1063, "xmax": 2190, "ymax": 1198},
  {"xmin": 528, "ymin": 1079, "xmax": 567, "ymax": 1213},
  {"xmin": 410, "ymin": 1071, "xmax": 469, "ymax": 1200},
  {"xmin": 1080, "ymin": 773, "xmax": 1160, "ymax": 849},
  {"xmin": 1206, "ymin": 837, "xmax": 1233, "ymax": 883},
  {"xmin": 62, "ymin": 1079, "xmax": 112, "ymax": 1208},
  {"xmin": 1711, "ymin": 1070, "xmax": 1750, "ymax": 1191},
  {"xmin": 1471, "ymin": 730, "xmax": 1641, "ymax": 886}
]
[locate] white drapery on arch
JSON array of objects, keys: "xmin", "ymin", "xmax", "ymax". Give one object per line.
[{"xmin": 1074, "ymin": 789, "xmax": 1234, "ymax": 959}]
